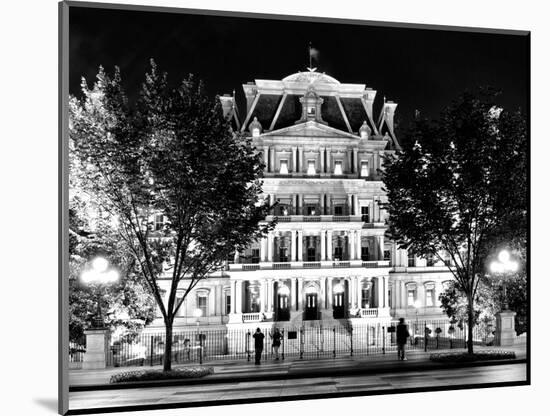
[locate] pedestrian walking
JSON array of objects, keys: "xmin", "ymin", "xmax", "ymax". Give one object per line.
[
  {"xmin": 271, "ymin": 328, "xmax": 282, "ymax": 360},
  {"xmin": 252, "ymin": 327, "xmax": 265, "ymax": 365},
  {"xmin": 396, "ymin": 318, "xmax": 410, "ymax": 361}
]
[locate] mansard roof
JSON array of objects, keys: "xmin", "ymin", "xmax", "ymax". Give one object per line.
[{"xmin": 220, "ymin": 68, "xmax": 401, "ymax": 150}]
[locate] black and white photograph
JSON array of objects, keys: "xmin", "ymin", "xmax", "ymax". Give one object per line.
[{"xmin": 58, "ymin": 1, "xmax": 532, "ymax": 414}]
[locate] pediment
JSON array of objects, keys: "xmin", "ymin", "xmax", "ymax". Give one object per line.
[{"xmin": 261, "ymin": 121, "xmax": 359, "ymax": 140}]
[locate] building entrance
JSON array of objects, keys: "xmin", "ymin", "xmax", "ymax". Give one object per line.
[
  {"xmin": 304, "ymin": 293, "xmax": 318, "ymax": 320},
  {"xmin": 277, "ymin": 294, "xmax": 290, "ymax": 321},
  {"xmin": 333, "ymin": 292, "xmax": 345, "ymax": 319}
]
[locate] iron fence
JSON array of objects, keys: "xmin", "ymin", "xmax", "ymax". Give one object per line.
[{"xmin": 103, "ymin": 318, "xmax": 496, "ymax": 367}]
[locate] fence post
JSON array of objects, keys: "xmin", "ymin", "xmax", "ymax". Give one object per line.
[
  {"xmin": 424, "ymin": 322, "xmax": 428, "ymax": 352},
  {"xmin": 199, "ymin": 332, "xmax": 203, "ymax": 365},
  {"xmin": 300, "ymin": 327, "xmax": 304, "ymax": 359},
  {"xmin": 350, "ymin": 326, "xmax": 353, "ymax": 357},
  {"xmin": 150, "ymin": 336, "xmax": 154, "ymax": 366},
  {"xmin": 333, "ymin": 327, "xmax": 336, "ymax": 358},
  {"xmin": 282, "ymin": 328, "xmax": 285, "ymax": 360},
  {"xmin": 247, "ymin": 330, "xmax": 251, "ymax": 362},
  {"xmin": 366, "ymin": 325, "xmax": 369, "ymax": 355},
  {"xmin": 382, "ymin": 325, "xmax": 386, "ymax": 354}
]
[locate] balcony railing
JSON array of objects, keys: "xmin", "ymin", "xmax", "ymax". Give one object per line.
[
  {"xmin": 228, "ymin": 260, "xmax": 390, "ymax": 271},
  {"xmin": 266, "ymin": 215, "xmax": 381, "ymax": 223},
  {"xmin": 241, "ymin": 313, "xmax": 262, "ymax": 323},
  {"xmin": 360, "ymin": 308, "xmax": 379, "ymax": 317}
]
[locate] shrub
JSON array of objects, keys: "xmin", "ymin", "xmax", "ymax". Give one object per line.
[
  {"xmin": 429, "ymin": 350, "xmax": 516, "ymax": 363},
  {"xmin": 110, "ymin": 366, "xmax": 214, "ymax": 383}
]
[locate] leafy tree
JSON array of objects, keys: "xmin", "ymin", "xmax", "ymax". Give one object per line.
[
  {"xmin": 69, "ymin": 61, "xmax": 273, "ymax": 371},
  {"xmin": 382, "ymin": 88, "xmax": 527, "ymax": 353},
  {"xmin": 69, "ymin": 190, "xmax": 156, "ymax": 344}
]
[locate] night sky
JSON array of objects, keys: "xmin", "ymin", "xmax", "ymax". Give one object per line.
[{"xmin": 69, "ymin": 5, "xmax": 529, "ymax": 130}]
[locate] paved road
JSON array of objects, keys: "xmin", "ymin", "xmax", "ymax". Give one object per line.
[{"xmin": 69, "ymin": 363, "xmax": 526, "ymax": 412}]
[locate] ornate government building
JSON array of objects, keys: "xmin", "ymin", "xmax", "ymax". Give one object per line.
[{"xmin": 152, "ymin": 68, "xmax": 453, "ymax": 330}]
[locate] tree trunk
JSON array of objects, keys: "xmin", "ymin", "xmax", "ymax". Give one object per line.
[
  {"xmin": 163, "ymin": 318, "xmax": 173, "ymax": 371},
  {"xmin": 467, "ymin": 294, "xmax": 474, "ymax": 354}
]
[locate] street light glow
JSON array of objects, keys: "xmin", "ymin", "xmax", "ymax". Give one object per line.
[
  {"xmin": 498, "ymin": 250, "xmax": 510, "ymax": 263},
  {"xmin": 92, "ymin": 256, "xmax": 109, "ymax": 273}
]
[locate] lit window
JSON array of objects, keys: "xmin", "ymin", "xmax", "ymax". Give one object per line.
[
  {"xmin": 361, "ymin": 288, "xmax": 370, "ymax": 308},
  {"xmin": 361, "ymin": 161, "xmax": 369, "ymax": 177},
  {"xmin": 407, "ymin": 289, "xmax": 417, "ymax": 306},
  {"xmin": 154, "ymin": 214, "xmax": 164, "ymax": 231},
  {"xmin": 252, "ymin": 127, "xmax": 260, "ymax": 137},
  {"xmin": 197, "ymin": 294, "xmax": 208, "ymax": 316},
  {"xmin": 307, "ymin": 106, "xmax": 316, "ymax": 116},
  {"xmin": 361, "ymin": 206, "xmax": 370, "ymax": 222},
  {"xmin": 225, "ymin": 294, "xmax": 231, "ymax": 315},
  {"xmin": 426, "ymin": 289, "xmax": 435, "ymax": 307},
  {"xmin": 279, "ymin": 159, "xmax": 288, "ymax": 175},
  {"xmin": 425, "ymin": 283, "xmax": 436, "ymax": 307},
  {"xmin": 408, "ymin": 252, "xmax": 415, "ymax": 267},
  {"xmin": 307, "ymin": 160, "xmax": 316, "ymax": 175},
  {"xmin": 334, "ymin": 160, "xmax": 343, "ymax": 175}
]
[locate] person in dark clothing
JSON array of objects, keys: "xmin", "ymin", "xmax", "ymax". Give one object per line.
[
  {"xmin": 271, "ymin": 328, "xmax": 282, "ymax": 360},
  {"xmin": 252, "ymin": 327, "xmax": 265, "ymax": 365},
  {"xmin": 396, "ymin": 318, "xmax": 410, "ymax": 360}
]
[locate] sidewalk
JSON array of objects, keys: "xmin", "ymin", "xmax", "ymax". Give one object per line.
[{"xmin": 69, "ymin": 344, "xmax": 527, "ymax": 391}]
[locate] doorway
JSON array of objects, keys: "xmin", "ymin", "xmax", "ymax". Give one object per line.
[
  {"xmin": 277, "ymin": 294, "xmax": 290, "ymax": 321},
  {"xmin": 304, "ymin": 293, "xmax": 318, "ymax": 320}
]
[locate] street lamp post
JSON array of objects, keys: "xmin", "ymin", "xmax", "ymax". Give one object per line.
[
  {"xmin": 413, "ymin": 299, "xmax": 421, "ymax": 336},
  {"xmin": 489, "ymin": 250, "xmax": 519, "ymax": 311},
  {"xmin": 81, "ymin": 257, "xmax": 119, "ymax": 328},
  {"xmin": 193, "ymin": 308, "xmax": 203, "ymax": 364}
]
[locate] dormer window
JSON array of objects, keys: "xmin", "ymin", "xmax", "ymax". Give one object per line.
[
  {"xmin": 307, "ymin": 160, "xmax": 316, "ymax": 175},
  {"xmin": 279, "ymin": 159, "xmax": 288, "ymax": 175},
  {"xmin": 360, "ymin": 161, "xmax": 369, "ymax": 177},
  {"xmin": 334, "ymin": 160, "xmax": 343, "ymax": 175},
  {"xmin": 307, "ymin": 106, "xmax": 316, "ymax": 116}
]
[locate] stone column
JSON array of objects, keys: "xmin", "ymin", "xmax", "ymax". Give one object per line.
[
  {"xmin": 353, "ymin": 148, "xmax": 358, "ymax": 175},
  {"xmin": 291, "ymin": 146, "xmax": 297, "ymax": 173},
  {"xmin": 236, "ymin": 280, "xmax": 243, "ymax": 314},
  {"xmin": 327, "ymin": 230, "xmax": 333, "ymax": 260},
  {"xmin": 231, "ymin": 280, "xmax": 237, "ymax": 313},
  {"xmin": 298, "ymin": 230, "xmax": 303, "ymax": 261},
  {"xmin": 377, "ymin": 277, "xmax": 384, "ymax": 308},
  {"xmin": 290, "ymin": 278, "xmax": 297, "ymax": 311},
  {"xmin": 320, "ymin": 230, "xmax": 326, "ymax": 261},
  {"xmin": 263, "ymin": 146, "xmax": 269, "ymax": 172},
  {"xmin": 383, "ymin": 276, "xmax": 389, "ymax": 308},
  {"xmin": 82, "ymin": 328, "xmax": 109, "ymax": 370},
  {"xmin": 320, "ymin": 147, "xmax": 325, "ymax": 173},
  {"xmin": 356, "ymin": 231, "xmax": 362, "ymax": 260},
  {"xmin": 270, "ymin": 146, "xmax": 276, "ymax": 174},
  {"xmin": 377, "ymin": 235, "xmax": 385, "ymax": 260},
  {"xmin": 347, "ymin": 195, "xmax": 353, "ymax": 216},
  {"xmin": 268, "ymin": 232, "xmax": 274, "ymax": 262},
  {"xmin": 326, "ymin": 147, "xmax": 332, "ymax": 173},
  {"xmin": 356, "ymin": 278, "xmax": 362, "ymax": 308},
  {"xmin": 320, "ymin": 193, "xmax": 325, "ymax": 215},
  {"xmin": 291, "ymin": 230, "xmax": 297, "ymax": 262},
  {"xmin": 349, "ymin": 230, "xmax": 355, "ymax": 260},
  {"xmin": 299, "ymin": 146, "xmax": 305, "ymax": 173},
  {"xmin": 297, "ymin": 279, "xmax": 302, "ymax": 311},
  {"xmin": 327, "ymin": 278, "xmax": 333, "ymax": 309},
  {"xmin": 354, "ymin": 195, "xmax": 360, "ymax": 218},
  {"xmin": 374, "ymin": 152, "xmax": 379, "ymax": 176},
  {"xmin": 234, "ymin": 250, "xmax": 240, "ymax": 264},
  {"xmin": 267, "ymin": 279, "xmax": 274, "ymax": 312},
  {"xmin": 259, "ymin": 237, "xmax": 266, "ymax": 262},
  {"xmin": 346, "ymin": 149, "xmax": 352, "ymax": 173},
  {"xmin": 260, "ymin": 280, "xmax": 266, "ymax": 312}
]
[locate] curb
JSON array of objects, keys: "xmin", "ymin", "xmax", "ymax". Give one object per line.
[{"xmin": 69, "ymin": 358, "xmax": 526, "ymax": 392}]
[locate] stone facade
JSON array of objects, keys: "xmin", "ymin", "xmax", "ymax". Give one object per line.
[{"xmin": 149, "ymin": 69, "xmax": 452, "ymax": 331}]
